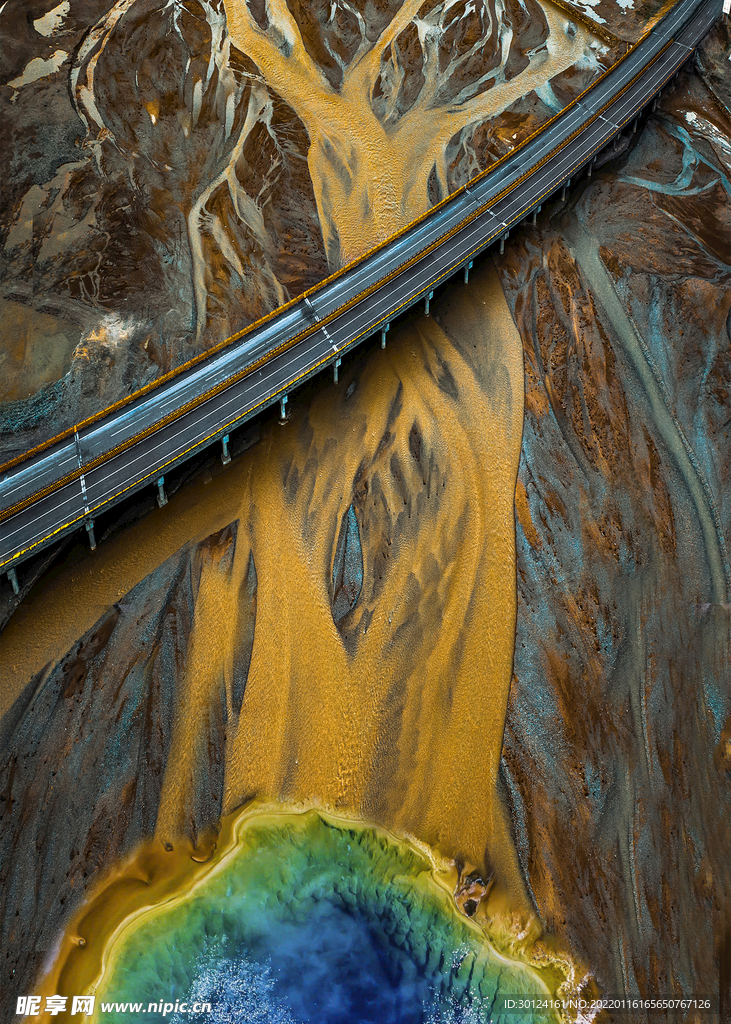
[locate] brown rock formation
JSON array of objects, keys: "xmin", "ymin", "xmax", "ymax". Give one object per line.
[
  {"xmin": 497, "ymin": 29, "xmax": 731, "ymax": 1012},
  {"xmin": 0, "ymin": 0, "xmax": 610, "ymax": 453},
  {"xmin": 0, "ymin": 12, "xmax": 729, "ymax": 1024}
]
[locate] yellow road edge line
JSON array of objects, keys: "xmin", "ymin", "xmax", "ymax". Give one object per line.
[
  {"xmin": 0, "ymin": 7, "xmax": 677, "ymax": 477},
  {"xmin": 0, "ymin": 38, "xmax": 679, "ymax": 540}
]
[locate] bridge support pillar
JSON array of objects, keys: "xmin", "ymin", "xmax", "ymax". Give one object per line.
[
  {"xmin": 156, "ymin": 477, "xmax": 168, "ymax": 508},
  {"xmin": 221, "ymin": 434, "xmax": 231, "ymax": 466},
  {"xmin": 463, "ymin": 260, "xmax": 473, "ymax": 284},
  {"xmin": 280, "ymin": 394, "xmax": 288, "ymax": 421},
  {"xmin": 587, "ymin": 158, "xmax": 594, "ymax": 178},
  {"xmin": 561, "ymin": 178, "xmax": 571, "ymax": 201},
  {"xmin": 7, "ymin": 567, "xmax": 19, "ymax": 596},
  {"xmin": 333, "ymin": 357, "xmax": 342, "ymax": 384},
  {"xmin": 499, "ymin": 232, "xmax": 508, "ymax": 255},
  {"xmin": 85, "ymin": 519, "xmax": 97, "ymax": 552},
  {"xmin": 531, "ymin": 205, "xmax": 541, "ymax": 225},
  {"xmin": 380, "ymin": 323, "xmax": 390, "ymax": 349},
  {"xmin": 632, "ymin": 117, "xmax": 638, "ymax": 133},
  {"xmin": 424, "ymin": 291, "xmax": 434, "ymax": 316}
]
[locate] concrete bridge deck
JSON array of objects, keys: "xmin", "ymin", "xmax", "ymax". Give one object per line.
[{"xmin": 0, "ymin": 0, "xmax": 721, "ymax": 581}]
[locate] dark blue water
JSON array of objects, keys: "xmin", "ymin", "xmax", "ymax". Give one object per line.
[
  {"xmin": 99, "ymin": 816, "xmax": 552, "ymax": 1024},
  {"xmin": 174, "ymin": 898, "xmax": 464, "ymax": 1024}
]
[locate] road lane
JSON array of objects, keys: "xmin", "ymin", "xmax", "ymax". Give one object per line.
[{"xmin": 0, "ymin": 0, "xmax": 720, "ymax": 570}]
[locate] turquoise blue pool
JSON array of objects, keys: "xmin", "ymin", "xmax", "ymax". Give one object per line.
[{"xmin": 95, "ymin": 813, "xmax": 556, "ymax": 1023}]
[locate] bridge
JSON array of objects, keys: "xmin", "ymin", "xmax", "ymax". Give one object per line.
[{"xmin": 0, "ymin": 0, "xmax": 720, "ymax": 588}]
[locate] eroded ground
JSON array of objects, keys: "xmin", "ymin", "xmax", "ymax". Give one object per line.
[
  {"xmin": 2, "ymin": 0, "xmax": 619, "ymax": 456},
  {"xmin": 496, "ymin": 21, "xmax": 731, "ymax": 1008},
  {"xmin": 0, "ymin": 9, "xmax": 729, "ymax": 1024}
]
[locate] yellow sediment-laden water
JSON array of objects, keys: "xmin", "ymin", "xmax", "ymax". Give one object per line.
[
  {"xmin": 152, "ymin": 262, "xmax": 526, "ymax": 898},
  {"xmin": 221, "ymin": 0, "xmax": 599, "ymax": 265},
  {"xmin": 2, "ymin": 264, "xmax": 533, "ymax": 963}
]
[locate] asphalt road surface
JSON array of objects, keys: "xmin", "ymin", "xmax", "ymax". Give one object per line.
[{"xmin": 0, "ymin": 0, "xmax": 720, "ymax": 572}]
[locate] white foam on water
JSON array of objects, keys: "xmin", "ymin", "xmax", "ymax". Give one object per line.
[{"xmin": 170, "ymin": 952, "xmax": 298, "ymax": 1024}]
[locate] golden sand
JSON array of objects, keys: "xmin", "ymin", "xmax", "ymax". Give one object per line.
[
  {"xmin": 148, "ymin": 264, "xmax": 526, "ymax": 895},
  {"xmin": 1, "ymin": 263, "xmax": 527, "ymax": 902},
  {"xmin": 222, "ymin": 0, "xmax": 598, "ymax": 265}
]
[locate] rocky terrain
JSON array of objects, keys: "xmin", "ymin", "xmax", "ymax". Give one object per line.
[
  {"xmin": 497, "ymin": 21, "xmax": 731, "ymax": 1010},
  {"xmin": 0, "ymin": 5, "xmax": 729, "ymax": 1024},
  {"xmin": 1, "ymin": 0, "xmax": 619, "ymax": 460},
  {"xmin": 1, "ymin": 256, "xmax": 541, "ymax": 1017}
]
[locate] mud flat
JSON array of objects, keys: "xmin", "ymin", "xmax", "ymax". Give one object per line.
[{"xmin": 497, "ymin": 35, "xmax": 731, "ymax": 1008}]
